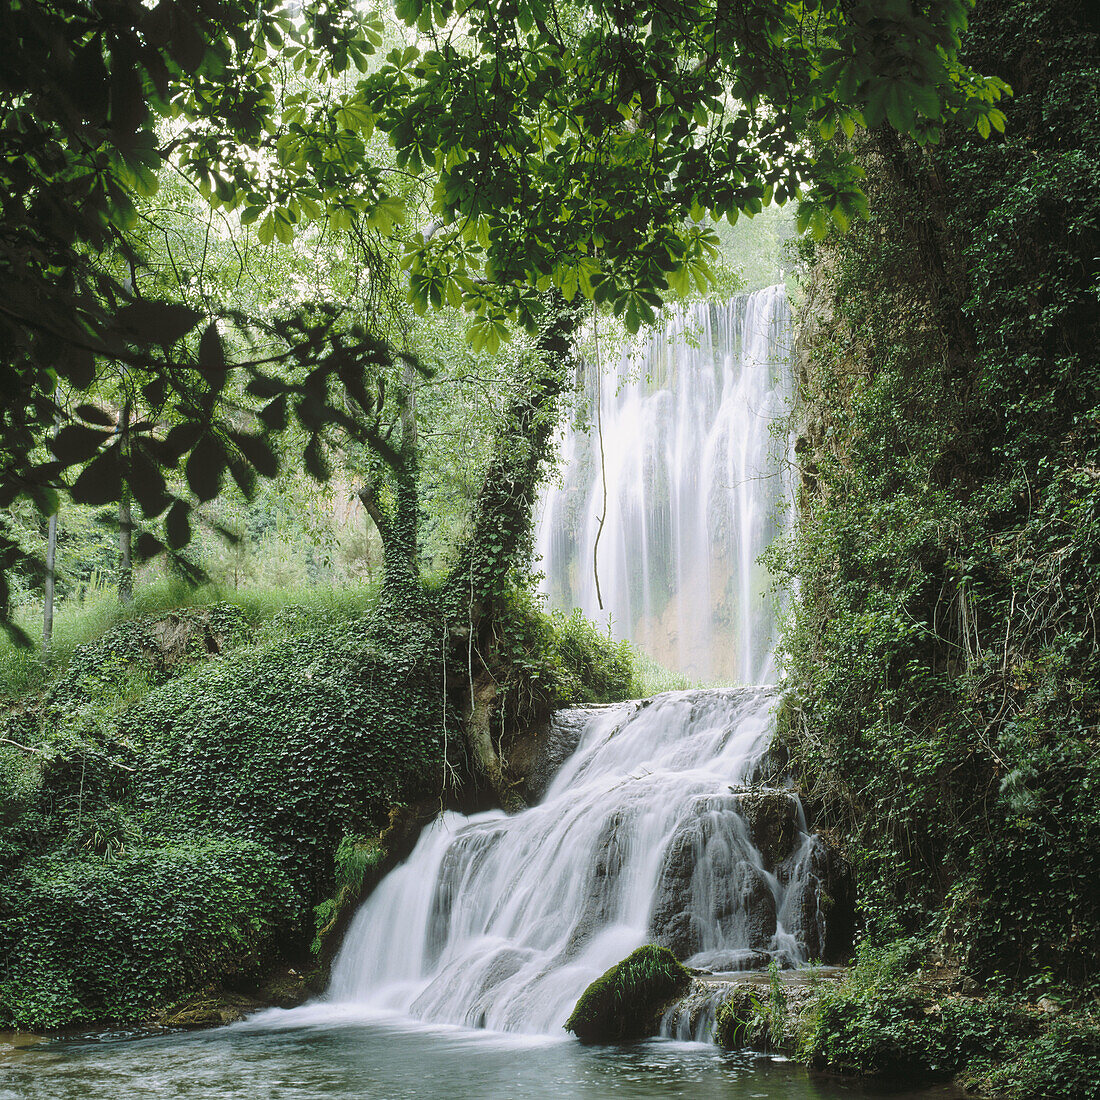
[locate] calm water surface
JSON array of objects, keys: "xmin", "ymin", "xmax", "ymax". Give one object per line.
[{"xmin": 2, "ymin": 1005, "xmax": 966, "ymax": 1100}]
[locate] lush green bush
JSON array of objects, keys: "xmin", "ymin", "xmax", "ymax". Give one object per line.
[
  {"xmin": 488, "ymin": 588, "xmax": 635, "ymax": 730},
  {"xmin": 127, "ymin": 610, "xmax": 446, "ymax": 909},
  {"xmin": 0, "ymin": 837, "xmax": 294, "ymax": 1029},
  {"xmin": 797, "ymin": 940, "xmax": 1100, "ymax": 1095},
  {"xmin": 973, "ymin": 1015, "xmax": 1100, "ymax": 1100},
  {"xmin": 0, "ymin": 569, "xmax": 629, "ymax": 1028}
]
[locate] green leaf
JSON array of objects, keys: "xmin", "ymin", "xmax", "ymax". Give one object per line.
[
  {"xmin": 165, "ymin": 500, "xmax": 191, "ymax": 550},
  {"xmin": 198, "ymin": 322, "xmax": 226, "ymax": 373},
  {"xmin": 304, "ymin": 437, "xmax": 330, "ymax": 481},
  {"xmin": 52, "ymin": 424, "xmax": 111, "ymax": 466},
  {"xmin": 185, "ymin": 433, "xmax": 225, "ymax": 502},
  {"xmin": 115, "ymin": 301, "xmax": 202, "ymax": 345},
  {"xmin": 70, "ymin": 446, "xmax": 121, "ymax": 506},
  {"xmin": 231, "ymin": 432, "xmax": 279, "ymax": 479},
  {"xmin": 257, "ymin": 213, "xmax": 276, "ymax": 246}
]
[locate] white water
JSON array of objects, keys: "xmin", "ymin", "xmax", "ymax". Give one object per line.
[
  {"xmin": 329, "ymin": 689, "xmax": 828, "ymax": 1036},
  {"xmin": 535, "ymin": 286, "xmax": 793, "ymax": 683}
]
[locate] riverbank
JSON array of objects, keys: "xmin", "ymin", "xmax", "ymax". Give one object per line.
[{"xmin": 686, "ymin": 950, "xmax": 1098, "ymax": 1099}]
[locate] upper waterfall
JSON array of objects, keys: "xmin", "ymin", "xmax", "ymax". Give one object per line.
[{"xmin": 536, "ymin": 286, "xmax": 793, "ymax": 684}]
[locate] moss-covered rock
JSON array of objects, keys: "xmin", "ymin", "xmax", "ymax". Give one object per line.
[{"xmin": 564, "ymin": 945, "xmax": 692, "ymax": 1043}]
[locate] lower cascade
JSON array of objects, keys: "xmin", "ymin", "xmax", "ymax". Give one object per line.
[{"xmin": 328, "ymin": 687, "xmax": 847, "ymax": 1037}]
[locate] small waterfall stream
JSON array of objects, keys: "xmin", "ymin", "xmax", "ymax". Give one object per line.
[
  {"xmin": 328, "ymin": 691, "xmax": 834, "ymax": 1036},
  {"xmin": 326, "ymin": 285, "xmax": 830, "ymax": 1042},
  {"xmin": 535, "ymin": 286, "xmax": 792, "ymax": 683}
]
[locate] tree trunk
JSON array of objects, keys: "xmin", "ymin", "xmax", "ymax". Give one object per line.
[
  {"xmin": 43, "ymin": 386, "xmax": 62, "ymax": 646},
  {"xmin": 118, "ymin": 396, "xmax": 133, "ymax": 604},
  {"xmin": 446, "ymin": 294, "xmax": 580, "ymax": 807},
  {"xmin": 44, "ymin": 512, "xmax": 57, "ymax": 646},
  {"xmin": 357, "ymin": 358, "xmax": 421, "ymax": 608}
]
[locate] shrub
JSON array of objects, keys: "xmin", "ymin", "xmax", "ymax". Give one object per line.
[
  {"xmin": 0, "ymin": 837, "xmax": 294, "ymax": 1029},
  {"xmin": 127, "ymin": 611, "xmax": 446, "ymax": 912}
]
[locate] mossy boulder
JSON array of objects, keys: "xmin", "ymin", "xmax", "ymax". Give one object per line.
[{"xmin": 564, "ymin": 945, "xmax": 692, "ymax": 1043}]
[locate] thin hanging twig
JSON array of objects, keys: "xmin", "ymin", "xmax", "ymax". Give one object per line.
[{"xmin": 592, "ymin": 304, "xmax": 608, "ymax": 610}]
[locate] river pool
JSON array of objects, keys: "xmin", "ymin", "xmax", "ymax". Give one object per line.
[{"xmin": 2, "ymin": 1005, "xmax": 965, "ymax": 1100}]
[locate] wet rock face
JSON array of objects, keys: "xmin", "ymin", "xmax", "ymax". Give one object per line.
[
  {"xmin": 648, "ymin": 796, "xmax": 778, "ymax": 959},
  {"xmin": 728, "ymin": 787, "xmax": 802, "ymax": 869},
  {"xmin": 524, "ymin": 707, "xmax": 596, "ymax": 800},
  {"xmin": 776, "ymin": 836, "xmax": 855, "ymax": 964},
  {"xmin": 646, "ymin": 791, "xmax": 855, "ymax": 967},
  {"xmin": 425, "ymin": 823, "xmax": 507, "ymax": 966},
  {"xmin": 564, "ymin": 810, "xmax": 634, "ymax": 956}
]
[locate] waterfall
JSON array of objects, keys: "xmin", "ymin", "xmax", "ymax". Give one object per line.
[
  {"xmin": 324, "ymin": 286, "xmax": 838, "ymax": 1042},
  {"xmin": 328, "ymin": 690, "xmax": 835, "ymax": 1036},
  {"xmin": 535, "ymin": 285, "xmax": 792, "ymax": 683}
]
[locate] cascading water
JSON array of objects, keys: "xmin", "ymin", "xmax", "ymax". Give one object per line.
[
  {"xmin": 325, "ymin": 285, "xmax": 842, "ymax": 1043},
  {"xmin": 535, "ymin": 286, "xmax": 793, "ymax": 684},
  {"xmin": 328, "ymin": 690, "xmax": 837, "ymax": 1036}
]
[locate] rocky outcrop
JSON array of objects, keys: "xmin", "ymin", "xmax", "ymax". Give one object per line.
[
  {"xmin": 727, "ymin": 787, "xmax": 802, "ymax": 868},
  {"xmin": 523, "ymin": 704, "xmax": 611, "ymax": 801},
  {"xmin": 156, "ymin": 967, "xmax": 315, "ymax": 1029},
  {"xmin": 645, "ymin": 786, "xmax": 854, "ymax": 967},
  {"xmin": 648, "ymin": 794, "xmax": 780, "ymax": 959},
  {"xmin": 776, "ymin": 836, "xmax": 855, "ymax": 964}
]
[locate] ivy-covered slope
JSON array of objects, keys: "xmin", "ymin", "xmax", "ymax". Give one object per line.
[
  {"xmin": 776, "ymin": 0, "xmax": 1099, "ymax": 997},
  {"xmin": 0, "ymin": 590, "xmax": 632, "ymax": 1029}
]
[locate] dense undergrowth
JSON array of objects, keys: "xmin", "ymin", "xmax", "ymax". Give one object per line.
[
  {"xmin": 768, "ymin": 0, "xmax": 1099, "ymax": 1087},
  {"xmin": 715, "ymin": 945, "xmax": 1100, "ymax": 1100},
  {"xmin": 0, "ymin": 581, "xmax": 634, "ymax": 1029}
]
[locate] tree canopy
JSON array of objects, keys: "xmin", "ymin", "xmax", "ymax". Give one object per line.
[{"xmin": 0, "ymin": 0, "xmax": 1008, "ymax": 634}]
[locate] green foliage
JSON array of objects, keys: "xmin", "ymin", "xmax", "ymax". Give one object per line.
[
  {"xmin": 311, "ymin": 834, "xmax": 386, "ymax": 954},
  {"xmin": 714, "ymin": 960, "xmax": 789, "ymax": 1051},
  {"xmin": 126, "ymin": 609, "xmax": 445, "ymax": 907},
  {"xmin": 538, "ymin": 606, "xmax": 634, "ymax": 707},
  {"xmin": 628, "ymin": 649, "xmax": 705, "ymax": 697},
  {"xmin": 0, "ymin": 582, "xmax": 453, "ymax": 1028},
  {"xmin": 797, "ymin": 939, "xmax": 1100, "ymax": 1095},
  {"xmin": 371, "ymin": 0, "xmax": 1007, "ymax": 337},
  {"xmin": 486, "ymin": 591, "xmax": 634, "ymax": 733},
  {"xmin": 971, "ymin": 1015, "xmax": 1100, "ymax": 1100},
  {"xmin": 772, "ymin": 0, "xmax": 1100, "ymax": 991},
  {"xmin": 0, "ymin": 577, "xmax": 379, "ymax": 702},
  {"xmin": 0, "ymin": 837, "xmax": 294, "ymax": 1030},
  {"xmin": 564, "ymin": 945, "xmax": 692, "ymax": 1043}
]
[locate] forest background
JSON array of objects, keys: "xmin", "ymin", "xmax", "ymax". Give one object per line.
[{"xmin": 0, "ymin": 1, "xmax": 1097, "ymax": 1096}]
